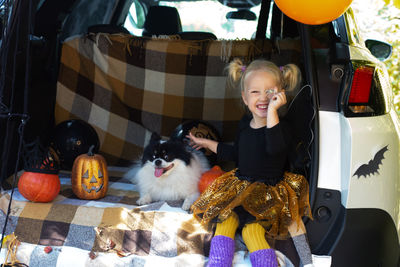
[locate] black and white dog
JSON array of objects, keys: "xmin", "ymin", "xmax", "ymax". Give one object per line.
[{"xmin": 125, "ymin": 132, "xmax": 209, "ymax": 210}]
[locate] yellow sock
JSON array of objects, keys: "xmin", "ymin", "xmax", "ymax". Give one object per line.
[
  {"xmin": 214, "ymin": 212, "xmax": 239, "ymax": 239},
  {"xmin": 242, "ymin": 223, "xmax": 270, "ymax": 253}
]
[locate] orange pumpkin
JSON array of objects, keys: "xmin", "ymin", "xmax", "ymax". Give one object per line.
[
  {"xmin": 198, "ymin": 165, "xmax": 225, "ymax": 193},
  {"xmin": 18, "ymin": 171, "xmax": 60, "ymax": 202},
  {"xmin": 71, "ymin": 145, "xmax": 108, "ymax": 199}
]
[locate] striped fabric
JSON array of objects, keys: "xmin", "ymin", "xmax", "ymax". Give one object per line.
[{"xmin": 55, "ymin": 33, "xmax": 302, "ymax": 166}]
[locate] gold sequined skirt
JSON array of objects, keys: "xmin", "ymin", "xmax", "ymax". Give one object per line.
[{"xmin": 191, "ymin": 169, "xmax": 313, "ymax": 239}]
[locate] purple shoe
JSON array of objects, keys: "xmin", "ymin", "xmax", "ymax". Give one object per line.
[
  {"xmin": 250, "ymin": 248, "xmax": 278, "ymax": 267},
  {"xmin": 207, "ymin": 235, "xmax": 235, "ymax": 267}
]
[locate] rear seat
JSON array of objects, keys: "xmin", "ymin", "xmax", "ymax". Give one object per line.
[
  {"xmin": 55, "ymin": 33, "xmax": 302, "ymax": 166},
  {"xmin": 142, "ymin": 6, "xmax": 182, "ymax": 37},
  {"xmin": 178, "ymin": 31, "xmax": 217, "ymax": 40}
]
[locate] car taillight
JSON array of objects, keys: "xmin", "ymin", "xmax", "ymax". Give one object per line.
[
  {"xmin": 343, "ymin": 62, "xmax": 389, "ymax": 117},
  {"xmin": 347, "ymin": 66, "xmax": 374, "ymax": 114},
  {"xmin": 348, "ymin": 66, "xmax": 374, "ymax": 104}
]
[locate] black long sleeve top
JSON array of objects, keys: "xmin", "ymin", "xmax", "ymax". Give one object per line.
[{"xmin": 217, "ymin": 114, "xmax": 291, "ymax": 185}]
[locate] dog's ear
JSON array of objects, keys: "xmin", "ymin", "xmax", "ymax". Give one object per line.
[{"xmin": 150, "ymin": 132, "xmax": 161, "ymax": 143}]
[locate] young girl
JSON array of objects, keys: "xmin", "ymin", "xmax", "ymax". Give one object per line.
[{"xmin": 188, "ymin": 58, "xmax": 313, "ymax": 267}]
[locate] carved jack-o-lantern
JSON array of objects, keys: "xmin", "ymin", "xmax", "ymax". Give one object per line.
[{"xmin": 71, "ymin": 145, "xmax": 108, "ymax": 199}]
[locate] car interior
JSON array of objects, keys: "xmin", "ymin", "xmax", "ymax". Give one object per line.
[
  {"xmin": 0, "ymin": 0, "xmax": 333, "ymax": 262},
  {"xmin": 0, "ymin": 0, "xmax": 322, "ymax": 201}
]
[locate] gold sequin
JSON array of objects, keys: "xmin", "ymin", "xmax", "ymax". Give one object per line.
[{"xmin": 191, "ymin": 170, "xmax": 313, "ymax": 239}]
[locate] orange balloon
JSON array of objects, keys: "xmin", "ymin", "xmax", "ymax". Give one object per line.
[{"xmin": 275, "ymin": 0, "xmax": 353, "ymax": 25}]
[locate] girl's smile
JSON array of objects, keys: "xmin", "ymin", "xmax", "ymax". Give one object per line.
[{"xmin": 242, "ymin": 70, "xmax": 280, "ymax": 127}]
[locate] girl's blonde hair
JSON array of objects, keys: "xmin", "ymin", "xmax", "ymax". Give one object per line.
[{"xmin": 227, "ymin": 58, "xmax": 302, "ymax": 94}]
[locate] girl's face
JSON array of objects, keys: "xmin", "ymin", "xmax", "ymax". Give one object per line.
[{"xmin": 242, "ymin": 70, "xmax": 279, "ymax": 123}]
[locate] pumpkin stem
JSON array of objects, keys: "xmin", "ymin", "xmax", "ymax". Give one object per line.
[{"xmin": 88, "ymin": 145, "xmax": 95, "ymax": 156}]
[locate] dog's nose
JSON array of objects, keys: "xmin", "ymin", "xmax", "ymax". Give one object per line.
[{"xmin": 154, "ymin": 159, "xmax": 162, "ymax": 166}]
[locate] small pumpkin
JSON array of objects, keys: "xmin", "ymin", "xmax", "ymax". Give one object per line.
[
  {"xmin": 198, "ymin": 165, "xmax": 225, "ymax": 193},
  {"xmin": 71, "ymin": 145, "xmax": 108, "ymax": 199},
  {"xmin": 18, "ymin": 171, "xmax": 60, "ymax": 202}
]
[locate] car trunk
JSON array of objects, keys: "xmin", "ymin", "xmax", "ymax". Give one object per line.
[{"xmin": 0, "ymin": 0, "xmax": 322, "ymax": 263}]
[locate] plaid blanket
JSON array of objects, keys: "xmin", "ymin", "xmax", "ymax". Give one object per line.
[
  {"xmin": 55, "ymin": 34, "xmax": 302, "ymax": 166},
  {"xmin": 0, "ymin": 170, "xmax": 332, "ymax": 266},
  {"xmin": 0, "ymin": 172, "xmax": 218, "ymax": 266}
]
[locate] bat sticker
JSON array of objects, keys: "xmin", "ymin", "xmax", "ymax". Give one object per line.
[{"xmin": 353, "ymin": 145, "xmax": 388, "ymax": 178}]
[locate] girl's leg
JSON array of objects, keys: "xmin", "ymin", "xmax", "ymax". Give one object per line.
[
  {"xmin": 288, "ymin": 219, "xmax": 313, "ymax": 267},
  {"xmin": 242, "ymin": 223, "xmax": 278, "ymax": 267},
  {"xmin": 207, "ymin": 212, "xmax": 239, "ymax": 267}
]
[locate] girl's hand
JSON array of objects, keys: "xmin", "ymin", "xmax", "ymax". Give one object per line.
[
  {"xmin": 266, "ymin": 89, "xmax": 286, "ymax": 128},
  {"xmin": 268, "ymin": 90, "xmax": 287, "ymax": 112},
  {"xmin": 186, "ymin": 132, "xmax": 207, "ymax": 150},
  {"xmin": 186, "ymin": 132, "xmax": 218, "ymax": 154}
]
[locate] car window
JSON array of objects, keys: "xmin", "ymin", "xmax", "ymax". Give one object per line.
[
  {"xmin": 60, "ymin": 0, "xmax": 118, "ymax": 41},
  {"xmin": 124, "ymin": 0, "xmax": 260, "ymax": 40},
  {"xmin": 124, "ymin": 0, "xmax": 146, "ymax": 36}
]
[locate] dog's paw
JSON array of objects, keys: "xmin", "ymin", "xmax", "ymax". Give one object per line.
[
  {"xmin": 182, "ymin": 193, "xmax": 199, "ymax": 211},
  {"xmin": 136, "ymin": 194, "xmax": 152, "ymax": 206},
  {"xmin": 181, "ymin": 200, "xmax": 193, "ymax": 211}
]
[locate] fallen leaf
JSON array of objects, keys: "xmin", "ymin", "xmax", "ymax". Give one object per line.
[
  {"xmin": 89, "ymin": 251, "xmax": 98, "ymax": 259},
  {"xmin": 44, "ymin": 246, "xmax": 52, "ymax": 254},
  {"xmin": 116, "ymin": 250, "xmax": 130, "ymax": 257}
]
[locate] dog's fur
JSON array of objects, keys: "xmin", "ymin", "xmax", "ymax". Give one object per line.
[{"xmin": 125, "ymin": 132, "xmax": 209, "ymax": 210}]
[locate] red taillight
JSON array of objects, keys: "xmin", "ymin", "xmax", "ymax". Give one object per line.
[{"xmin": 348, "ymin": 66, "xmax": 374, "ymax": 104}]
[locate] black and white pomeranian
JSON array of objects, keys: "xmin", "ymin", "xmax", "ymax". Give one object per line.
[{"xmin": 125, "ymin": 132, "xmax": 209, "ymax": 210}]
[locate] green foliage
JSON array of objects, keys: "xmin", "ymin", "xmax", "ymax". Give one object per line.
[
  {"xmin": 377, "ymin": 5, "xmax": 400, "ymax": 113},
  {"xmin": 381, "ymin": 0, "xmax": 400, "ymax": 9},
  {"xmin": 384, "ymin": 23, "xmax": 400, "ymax": 113}
]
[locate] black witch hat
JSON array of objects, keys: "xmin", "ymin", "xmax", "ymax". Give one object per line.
[{"xmin": 23, "ymin": 138, "xmax": 60, "ymax": 174}]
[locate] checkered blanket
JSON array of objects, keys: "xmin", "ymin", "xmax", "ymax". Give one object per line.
[
  {"xmin": 55, "ymin": 34, "xmax": 302, "ymax": 166},
  {"xmin": 0, "ymin": 171, "xmax": 303, "ymax": 267},
  {"xmin": 0, "ymin": 172, "xmax": 218, "ymax": 266},
  {"xmin": 2, "ymin": 169, "xmax": 331, "ymax": 266}
]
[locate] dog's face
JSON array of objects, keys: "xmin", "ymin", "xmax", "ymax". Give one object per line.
[{"xmin": 142, "ymin": 132, "xmax": 192, "ymax": 178}]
